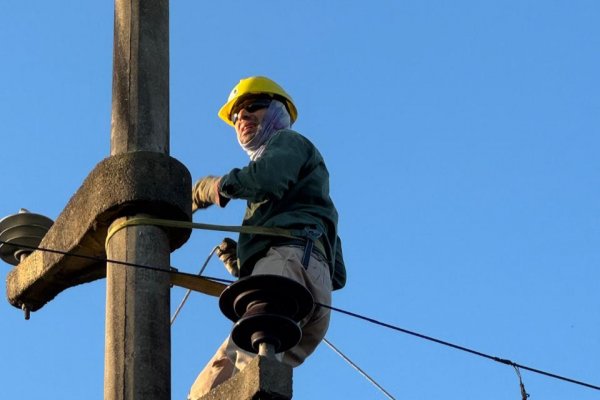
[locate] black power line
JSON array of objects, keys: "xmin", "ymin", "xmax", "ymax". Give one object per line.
[
  {"xmin": 0, "ymin": 239, "xmax": 232, "ymax": 284},
  {"xmin": 318, "ymin": 302, "xmax": 600, "ymax": 392},
  {"xmin": 3, "ymin": 238, "xmax": 599, "ymax": 393}
]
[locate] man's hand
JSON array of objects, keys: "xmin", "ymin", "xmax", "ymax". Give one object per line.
[
  {"xmin": 192, "ymin": 176, "xmax": 220, "ymax": 211},
  {"xmin": 217, "ymin": 237, "xmax": 239, "ymax": 277}
]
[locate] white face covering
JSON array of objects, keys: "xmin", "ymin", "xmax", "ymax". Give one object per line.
[{"xmin": 237, "ymin": 99, "xmax": 292, "ymax": 161}]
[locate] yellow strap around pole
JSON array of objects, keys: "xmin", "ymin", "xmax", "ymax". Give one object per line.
[
  {"xmin": 105, "ymin": 217, "xmax": 314, "ymax": 297},
  {"xmin": 105, "ymin": 216, "xmax": 299, "ymax": 248}
]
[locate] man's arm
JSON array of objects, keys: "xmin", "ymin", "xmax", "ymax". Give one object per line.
[{"xmin": 219, "ymin": 131, "xmax": 313, "ymax": 202}]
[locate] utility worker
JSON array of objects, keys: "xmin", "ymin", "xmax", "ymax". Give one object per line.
[{"xmin": 188, "ymin": 76, "xmax": 346, "ymax": 399}]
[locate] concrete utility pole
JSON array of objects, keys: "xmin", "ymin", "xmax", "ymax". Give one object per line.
[
  {"xmin": 5, "ymin": 1, "xmax": 294, "ymax": 398},
  {"xmin": 105, "ymin": 1, "xmax": 170, "ymax": 399}
]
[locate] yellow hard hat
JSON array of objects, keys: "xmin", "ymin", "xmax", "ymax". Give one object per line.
[{"xmin": 218, "ymin": 76, "xmax": 298, "ymax": 126}]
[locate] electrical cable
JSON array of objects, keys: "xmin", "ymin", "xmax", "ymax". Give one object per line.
[
  {"xmin": 171, "ymin": 245, "xmax": 219, "ymax": 325},
  {"xmin": 513, "ymin": 365, "xmax": 530, "ymax": 400},
  {"xmin": 0, "ymin": 239, "xmax": 232, "ymax": 285},
  {"xmin": 323, "ymin": 338, "xmax": 396, "ymax": 400},
  {"xmin": 318, "ymin": 302, "xmax": 600, "ymax": 392},
  {"xmin": 4, "ymin": 238, "xmax": 600, "ymax": 394}
]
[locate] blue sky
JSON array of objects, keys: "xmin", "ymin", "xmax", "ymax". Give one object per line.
[{"xmin": 1, "ymin": 1, "xmax": 599, "ymax": 399}]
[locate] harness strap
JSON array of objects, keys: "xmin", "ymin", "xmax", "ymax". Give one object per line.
[
  {"xmin": 301, "ymin": 238, "xmax": 314, "ymax": 268},
  {"xmin": 105, "ymin": 216, "xmax": 302, "ymax": 248},
  {"xmin": 106, "ymin": 218, "xmax": 326, "ymax": 263},
  {"xmin": 300, "ymin": 228, "xmax": 323, "ymax": 269}
]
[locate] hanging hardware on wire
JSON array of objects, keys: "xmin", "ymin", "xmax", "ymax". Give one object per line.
[
  {"xmin": 513, "ymin": 365, "xmax": 530, "ymax": 400},
  {"xmin": 319, "ymin": 303, "xmax": 600, "ymax": 393}
]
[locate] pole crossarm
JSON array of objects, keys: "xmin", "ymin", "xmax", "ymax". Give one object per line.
[{"xmin": 5, "ymin": 151, "xmax": 191, "ymax": 312}]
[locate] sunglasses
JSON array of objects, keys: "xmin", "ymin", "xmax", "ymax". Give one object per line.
[{"xmin": 231, "ymin": 98, "xmax": 272, "ymax": 124}]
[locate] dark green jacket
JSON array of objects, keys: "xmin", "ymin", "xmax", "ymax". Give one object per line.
[{"xmin": 218, "ymin": 129, "xmax": 346, "ymax": 290}]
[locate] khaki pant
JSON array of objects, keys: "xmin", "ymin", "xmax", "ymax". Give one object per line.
[{"xmin": 188, "ymin": 245, "xmax": 332, "ymax": 400}]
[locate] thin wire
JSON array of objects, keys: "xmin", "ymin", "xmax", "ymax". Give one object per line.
[
  {"xmin": 513, "ymin": 365, "xmax": 530, "ymax": 400},
  {"xmin": 323, "ymin": 338, "xmax": 396, "ymax": 400},
  {"xmin": 318, "ymin": 302, "xmax": 600, "ymax": 392},
  {"xmin": 4, "ymin": 239, "xmax": 600, "ymax": 393},
  {"xmin": 170, "ymin": 245, "xmax": 219, "ymax": 325}
]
